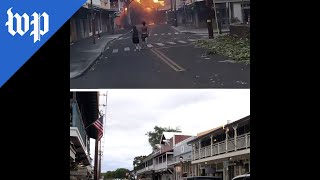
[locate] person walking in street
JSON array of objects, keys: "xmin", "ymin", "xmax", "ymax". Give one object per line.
[
  {"xmin": 132, "ymin": 25, "xmax": 141, "ymax": 51},
  {"xmin": 140, "ymin": 21, "xmax": 149, "ymax": 49}
]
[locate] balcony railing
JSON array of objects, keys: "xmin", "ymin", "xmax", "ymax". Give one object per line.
[
  {"xmin": 193, "ymin": 133, "xmax": 250, "ymax": 160},
  {"xmin": 136, "ymin": 164, "xmax": 155, "ymax": 174},
  {"xmin": 154, "ymin": 162, "xmax": 166, "ymax": 171},
  {"xmin": 71, "ymin": 101, "xmax": 88, "ymax": 153}
]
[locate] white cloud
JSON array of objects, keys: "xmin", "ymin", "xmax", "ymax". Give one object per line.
[{"xmin": 89, "ymin": 89, "xmax": 250, "ymax": 172}]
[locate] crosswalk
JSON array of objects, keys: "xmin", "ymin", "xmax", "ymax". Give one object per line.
[
  {"xmin": 152, "ymin": 32, "xmax": 179, "ymax": 36},
  {"xmin": 155, "ymin": 43, "xmax": 165, "ymax": 46},
  {"xmin": 108, "ymin": 39, "xmax": 198, "ymax": 54},
  {"xmin": 177, "ymin": 40, "xmax": 187, "ymax": 44}
]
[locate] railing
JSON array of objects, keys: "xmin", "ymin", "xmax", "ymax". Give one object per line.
[
  {"xmin": 154, "ymin": 163, "xmax": 165, "ymax": 170},
  {"xmin": 193, "ymin": 133, "xmax": 250, "ymax": 160},
  {"xmin": 205, "ymin": 146, "xmax": 211, "ymax": 158},
  {"xmin": 136, "ymin": 164, "xmax": 155, "ymax": 174},
  {"xmin": 71, "ymin": 101, "xmax": 88, "ymax": 152},
  {"xmin": 194, "ymin": 151, "xmax": 199, "ymax": 159},
  {"xmin": 136, "ymin": 168, "xmax": 146, "ymax": 174}
]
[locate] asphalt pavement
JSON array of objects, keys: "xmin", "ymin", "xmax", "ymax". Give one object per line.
[{"xmin": 70, "ymin": 24, "xmax": 250, "ymax": 88}]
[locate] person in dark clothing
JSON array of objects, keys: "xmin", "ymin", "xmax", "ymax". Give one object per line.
[
  {"xmin": 132, "ymin": 25, "xmax": 141, "ymax": 51},
  {"xmin": 140, "ymin": 21, "xmax": 149, "ymax": 49}
]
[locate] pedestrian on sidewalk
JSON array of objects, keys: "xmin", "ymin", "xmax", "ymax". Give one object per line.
[
  {"xmin": 140, "ymin": 21, "xmax": 149, "ymax": 49},
  {"xmin": 132, "ymin": 26, "xmax": 141, "ymax": 51}
]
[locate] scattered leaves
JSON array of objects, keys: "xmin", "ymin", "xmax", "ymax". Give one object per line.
[{"xmin": 194, "ymin": 35, "xmax": 250, "ymax": 63}]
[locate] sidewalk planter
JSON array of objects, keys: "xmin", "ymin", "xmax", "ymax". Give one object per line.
[{"xmin": 230, "ymin": 24, "xmax": 250, "ymax": 38}]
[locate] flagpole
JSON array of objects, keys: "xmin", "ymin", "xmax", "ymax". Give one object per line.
[{"xmin": 85, "ymin": 122, "xmax": 95, "ymax": 130}]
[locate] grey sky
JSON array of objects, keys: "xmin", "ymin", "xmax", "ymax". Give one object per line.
[{"xmin": 89, "ymin": 89, "xmax": 250, "ymax": 172}]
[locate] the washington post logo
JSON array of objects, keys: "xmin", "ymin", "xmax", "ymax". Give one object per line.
[{"xmin": 5, "ymin": 7, "xmax": 49, "ymax": 43}]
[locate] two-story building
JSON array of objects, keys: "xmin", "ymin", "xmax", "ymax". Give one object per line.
[
  {"xmin": 70, "ymin": 92, "xmax": 100, "ymax": 180},
  {"xmin": 168, "ymin": 136, "xmax": 195, "ymax": 180},
  {"xmin": 187, "ymin": 115, "xmax": 250, "ymax": 180},
  {"xmin": 136, "ymin": 132, "xmax": 193, "ymax": 180}
]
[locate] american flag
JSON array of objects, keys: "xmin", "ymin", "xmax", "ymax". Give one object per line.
[{"xmin": 93, "ymin": 116, "xmax": 104, "ymax": 141}]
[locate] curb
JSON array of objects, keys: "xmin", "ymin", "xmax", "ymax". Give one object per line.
[
  {"xmin": 171, "ymin": 25, "xmax": 230, "ymax": 35},
  {"xmin": 70, "ymin": 32, "xmax": 129, "ymax": 79}
]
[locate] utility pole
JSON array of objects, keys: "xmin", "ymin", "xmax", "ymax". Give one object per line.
[
  {"xmin": 170, "ymin": 0, "xmax": 173, "ymax": 25},
  {"xmin": 174, "ymin": 0, "xmax": 177, "ymax": 27},
  {"xmin": 212, "ymin": 0, "xmax": 220, "ymax": 34},
  {"xmin": 99, "ymin": 141, "xmax": 102, "ymax": 180},
  {"xmin": 91, "ymin": 0, "xmax": 96, "ymax": 44},
  {"xmin": 94, "ymin": 139, "xmax": 99, "ymax": 180},
  {"xmin": 98, "ymin": 10, "xmax": 101, "ymax": 38}
]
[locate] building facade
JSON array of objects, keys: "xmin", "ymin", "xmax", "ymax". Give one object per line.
[
  {"xmin": 70, "ymin": 92, "xmax": 100, "ymax": 180},
  {"xmin": 136, "ymin": 132, "xmax": 193, "ymax": 180},
  {"xmin": 188, "ymin": 115, "xmax": 250, "ymax": 180},
  {"xmin": 173, "ymin": 0, "xmax": 250, "ymax": 28},
  {"xmin": 168, "ymin": 136, "xmax": 195, "ymax": 180},
  {"xmin": 136, "ymin": 116, "xmax": 250, "ymax": 180},
  {"xmin": 70, "ymin": 0, "xmax": 120, "ymax": 43}
]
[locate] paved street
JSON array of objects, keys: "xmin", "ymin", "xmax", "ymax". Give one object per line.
[{"xmin": 70, "ymin": 24, "xmax": 250, "ymax": 88}]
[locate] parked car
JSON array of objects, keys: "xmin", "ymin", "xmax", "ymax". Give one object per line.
[
  {"xmin": 232, "ymin": 173, "xmax": 250, "ymax": 180},
  {"xmin": 184, "ymin": 176, "xmax": 222, "ymax": 180}
]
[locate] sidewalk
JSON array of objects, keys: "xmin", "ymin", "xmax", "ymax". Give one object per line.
[
  {"xmin": 70, "ymin": 30, "xmax": 129, "ymax": 79},
  {"xmin": 171, "ymin": 25, "xmax": 229, "ymax": 36}
]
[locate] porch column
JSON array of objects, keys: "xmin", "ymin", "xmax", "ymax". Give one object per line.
[
  {"xmin": 233, "ymin": 125, "xmax": 238, "ymax": 151},
  {"xmin": 245, "ymin": 134, "xmax": 248, "ymax": 148},
  {"xmin": 162, "ymin": 155, "xmax": 164, "ymax": 168},
  {"xmin": 198, "ymin": 141, "xmax": 201, "ymax": 159},
  {"xmin": 192, "ymin": 144, "xmax": 195, "ymax": 160},
  {"xmin": 210, "ymin": 135, "xmax": 213, "ymax": 156},
  {"xmin": 166, "ymin": 153, "xmax": 168, "ymax": 165},
  {"xmin": 225, "ymin": 128, "xmax": 229, "ymax": 153}
]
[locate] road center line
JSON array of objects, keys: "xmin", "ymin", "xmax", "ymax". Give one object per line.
[{"xmin": 151, "ymin": 49, "xmax": 185, "ymax": 72}]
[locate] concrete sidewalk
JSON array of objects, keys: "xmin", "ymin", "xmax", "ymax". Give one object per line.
[
  {"xmin": 171, "ymin": 25, "xmax": 229, "ymax": 36},
  {"xmin": 70, "ymin": 30, "xmax": 130, "ymax": 79}
]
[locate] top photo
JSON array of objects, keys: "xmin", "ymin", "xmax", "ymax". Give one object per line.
[{"xmin": 70, "ymin": 0, "xmax": 250, "ymax": 89}]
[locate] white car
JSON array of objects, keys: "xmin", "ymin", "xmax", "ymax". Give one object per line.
[{"xmin": 232, "ymin": 173, "xmax": 250, "ymax": 180}]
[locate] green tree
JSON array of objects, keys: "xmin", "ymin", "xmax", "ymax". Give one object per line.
[
  {"xmin": 104, "ymin": 168, "xmax": 130, "ymax": 179},
  {"xmin": 133, "ymin": 155, "xmax": 147, "ymax": 170},
  {"xmin": 114, "ymin": 168, "xmax": 130, "ymax": 178},
  {"xmin": 145, "ymin": 126, "xmax": 181, "ymax": 150},
  {"xmin": 104, "ymin": 171, "xmax": 115, "ymax": 179}
]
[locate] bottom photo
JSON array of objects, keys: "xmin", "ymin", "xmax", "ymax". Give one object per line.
[{"xmin": 70, "ymin": 90, "xmax": 250, "ymax": 180}]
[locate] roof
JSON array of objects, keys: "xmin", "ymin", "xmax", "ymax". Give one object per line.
[
  {"xmin": 73, "ymin": 92, "xmax": 100, "ymax": 139},
  {"xmin": 160, "ymin": 132, "xmax": 183, "ymax": 144},
  {"xmin": 175, "ymin": 136, "xmax": 196, "ymax": 146},
  {"xmin": 197, "ymin": 126, "xmax": 223, "ymax": 137},
  {"xmin": 187, "ymin": 115, "xmax": 250, "ymax": 144}
]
